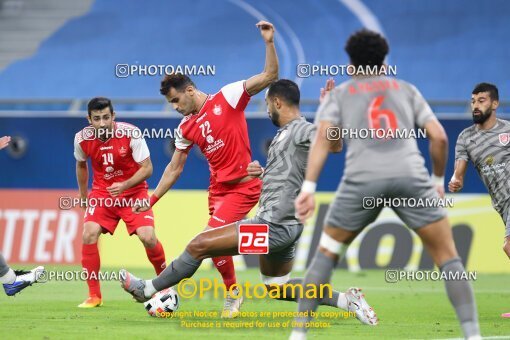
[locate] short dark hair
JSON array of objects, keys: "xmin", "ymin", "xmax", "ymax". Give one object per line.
[
  {"xmin": 345, "ymin": 29, "xmax": 389, "ymax": 67},
  {"xmin": 267, "ymin": 79, "xmax": 300, "ymax": 107},
  {"xmin": 87, "ymin": 97, "xmax": 113, "ymax": 117},
  {"xmin": 472, "ymin": 82, "xmax": 499, "ymax": 101},
  {"xmin": 160, "ymin": 73, "xmax": 195, "ymax": 96}
]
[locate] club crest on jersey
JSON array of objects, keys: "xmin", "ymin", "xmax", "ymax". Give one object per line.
[
  {"xmin": 119, "ymin": 146, "xmax": 128, "ymax": 157},
  {"xmin": 499, "ymin": 133, "xmax": 510, "ymax": 146},
  {"xmin": 213, "ymin": 105, "xmax": 222, "ymax": 116}
]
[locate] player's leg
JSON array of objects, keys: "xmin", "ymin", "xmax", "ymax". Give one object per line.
[
  {"xmin": 393, "ymin": 176, "xmax": 480, "ymax": 339},
  {"xmin": 79, "ymin": 221, "xmax": 103, "ymax": 307},
  {"xmin": 503, "ymin": 233, "xmax": 510, "ymax": 259},
  {"xmin": 122, "ymin": 196, "xmax": 167, "ymax": 275},
  {"xmin": 207, "ymin": 179, "xmax": 261, "ymax": 317},
  {"xmin": 135, "ymin": 226, "xmax": 166, "ymax": 275},
  {"xmin": 291, "ymin": 179, "xmax": 383, "ymax": 339},
  {"xmin": 0, "ymin": 252, "xmax": 45, "ymax": 296},
  {"xmin": 120, "ymin": 222, "xmax": 239, "ymax": 302},
  {"xmin": 414, "ymin": 218, "xmax": 480, "ymax": 339},
  {"xmin": 259, "ymin": 240, "xmax": 375, "ymax": 325}
]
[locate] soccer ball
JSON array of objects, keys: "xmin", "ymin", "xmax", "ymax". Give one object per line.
[{"xmin": 143, "ymin": 287, "xmax": 180, "ymax": 317}]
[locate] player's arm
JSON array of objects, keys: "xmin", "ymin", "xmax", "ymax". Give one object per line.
[
  {"xmin": 153, "ymin": 150, "xmax": 188, "ymax": 200},
  {"xmin": 321, "ymin": 79, "xmax": 342, "ymax": 153},
  {"xmin": 74, "ymin": 135, "xmax": 88, "ymax": 208},
  {"xmin": 424, "ymin": 118, "xmax": 448, "ymax": 197},
  {"xmin": 245, "ymin": 21, "xmax": 278, "ymax": 96},
  {"xmin": 108, "ymin": 158, "xmax": 153, "ymax": 197},
  {"xmin": 107, "ymin": 133, "xmax": 153, "ymax": 197},
  {"xmin": 448, "ymin": 132, "xmax": 469, "ymax": 193},
  {"xmin": 449, "ymin": 159, "xmax": 467, "ymax": 193},
  {"xmin": 295, "ymin": 121, "xmax": 336, "ymax": 222},
  {"xmin": 76, "ymin": 160, "xmax": 88, "ymax": 206}
]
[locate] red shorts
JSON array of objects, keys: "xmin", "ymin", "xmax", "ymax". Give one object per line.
[
  {"xmin": 83, "ymin": 190, "xmax": 155, "ymax": 236},
  {"xmin": 207, "ymin": 178, "xmax": 262, "ymax": 228}
]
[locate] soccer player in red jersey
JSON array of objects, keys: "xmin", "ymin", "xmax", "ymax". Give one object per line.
[
  {"xmin": 130, "ymin": 21, "xmax": 278, "ymax": 317},
  {"xmin": 74, "ymin": 98, "xmax": 166, "ymax": 308}
]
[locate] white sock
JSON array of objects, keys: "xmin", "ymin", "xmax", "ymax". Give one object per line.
[
  {"xmin": 289, "ymin": 329, "xmax": 307, "ymax": 340},
  {"xmin": 0, "ymin": 268, "xmax": 16, "ymax": 284},
  {"xmin": 144, "ymin": 280, "xmax": 157, "ymax": 298},
  {"xmin": 337, "ymin": 293, "xmax": 348, "ymax": 310}
]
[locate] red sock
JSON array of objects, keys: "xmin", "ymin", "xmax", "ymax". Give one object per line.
[
  {"xmin": 212, "ymin": 256, "xmax": 236, "ymax": 289},
  {"xmin": 82, "ymin": 243, "xmax": 101, "ymax": 299},
  {"xmin": 145, "ymin": 241, "xmax": 166, "ymax": 275}
]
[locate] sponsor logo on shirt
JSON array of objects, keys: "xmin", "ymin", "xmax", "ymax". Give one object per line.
[
  {"xmin": 206, "ymin": 135, "xmax": 214, "ymax": 144},
  {"xmin": 103, "ymin": 169, "xmax": 124, "ymax": 180},
  {"xmin": 105, "ymin": 166, "xmax": 114, "ymax": 173},
  {"xmin": 100, "ymin": 146, "xmax": 113, "ymax": 151},
  {"xmin": 204, "ymin": 138, "xmax": 225, "ymax": 154},
  {"xmin": 196, "ymin": 113, "xmax": 208, "ymax": 123}
]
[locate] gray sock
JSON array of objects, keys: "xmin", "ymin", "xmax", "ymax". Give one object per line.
[
  {"xmin": 293, "ymin": 250, "xmax": 338, "ymax": 332},
  {"xmin": 152, "ymin": 250, "xmax": 202, "ymax": 291},
  {"xmin": 440, "ymin": 257, "xmax": 480, "ymax": 338},
  {"xmin": 274, "ymin": 277, "xmax": 341, "ymax": 308},
  {"xmin": 0, "ymin": 253, "xmax": 10, "ymax": 277}
]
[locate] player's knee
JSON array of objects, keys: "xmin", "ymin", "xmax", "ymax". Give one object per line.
[
  {"xmin": 187, "ymin": 233, "xmax": 211, "ymax": 258},
  {"xmin": 82, "ymin": 223, "xmax": 101, "ymax": 244},
  {"xmin": 137, "ymin": 229, "xmax": 157, "ymax": 248},
  {"xmin": 503, "ymin": 241, "xmax": 510, "ymax": 258}
]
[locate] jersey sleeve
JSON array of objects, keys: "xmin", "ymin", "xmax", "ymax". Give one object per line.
[
  {"xmin": 455, "ymin": 131, "xmax": 469, "ymax": 161},
  {"xmin": 294, "ymin": 123, "xmax": 317, "ymax": 147},
  {"xmin": 130, "ymin": 129, "xmax": 150, "ymax": 163},
  {"xmin": 174, "ymin": 123, "xmax": 193, "ymax": 154},
  {"xmin": 314, "ymin": 90, "xmax": 342, "ymax": 126},
  {"xmin": 409, "ymin": 84, "xmax": 435, "ymax": 128},
  {"xmin": 74, "ymin": 133, "xmax": 87, "ymax": 161},
  {"xmin": 220, "ymin": 80, "xmax": 251, "ymax": 111}
]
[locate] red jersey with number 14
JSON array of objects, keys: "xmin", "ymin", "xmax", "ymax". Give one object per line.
[
  {"xmin": 175, "ymin": 80, "xmax": 252, "ymax": 183},
  {"xmin": 73, "ymin": 121, "xmax": 150, "ymax": 197}
]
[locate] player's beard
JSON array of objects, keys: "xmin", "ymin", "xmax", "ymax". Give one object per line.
[
  {"xmin": 269, "ymin": 110, "xmax": 280, "ymax": 127},
  {"xmin": 472, "ymin": 108, "xmax": 492, "ymax": 124}
]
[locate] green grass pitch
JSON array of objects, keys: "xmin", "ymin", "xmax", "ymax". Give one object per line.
[{"xmin": 1, "ymin": 265, "xmax": 509, "ymax": 339}]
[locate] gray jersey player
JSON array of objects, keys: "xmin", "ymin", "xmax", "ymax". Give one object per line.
[
  {"xmin": 449, "ymin": 83, "xmax": 510, "ymax": 288},
  {"xmin": 291, "ymin": 30, "xmax": 480, "ymax": 340},
  {"xmin": 119, "ymin": 80, "xmax": 377, "ymax": 324}
]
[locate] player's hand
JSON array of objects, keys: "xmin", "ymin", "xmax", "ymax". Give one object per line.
[
  {"xmin": 435, "ymin": 184, "xmax": 445, "ymax": 198},
  {"xmin": 132, "ymin": 201, "xmax": 150, "ymax": 214},
  {"xmin": 106, "ymin": 182, "xmax": 127, "ymax": 197},
  {"xmin": 0, "ymin": 136, "xmax": 11, "ymax": 150},
  {"xmin": 448, "ymin": 176, "xmax": 463, "ymax": 193},
  {"xmin": 256, "ymin": 21, "xmax": 275, "ymax": 43},
  {"xmin": 247, "ymin": 160, "xmax": 264, "ymax": 178},
  {"xmin": 320, "ymin": 78, "xmax": 335, "ymax": 103},
  {"xmin": 295, "ymin": 191, "xmax": 316, "ymax": 223}
]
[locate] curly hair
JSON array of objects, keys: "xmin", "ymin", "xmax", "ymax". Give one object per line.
[{"xmin": 345, "ymin": 29, "xmax": 389, "ymax": 68}]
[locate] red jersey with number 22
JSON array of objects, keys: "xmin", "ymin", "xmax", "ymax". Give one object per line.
[{"xmin": 175, "ymin": 80, "xmax": 252, "ymax": 184}]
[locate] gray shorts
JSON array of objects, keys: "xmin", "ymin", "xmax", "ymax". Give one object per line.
[
  {"xmin": 236, "ymin": 217, "xmax": 303, "ymax": 262},
  {"xmin": 326, "ymin": 176, "xmax": 447, "ymax": 231}
]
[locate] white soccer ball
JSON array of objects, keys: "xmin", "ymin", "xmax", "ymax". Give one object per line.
[{"xmin": 143, "ymin": 287, "xmax": 180, "ymax": 317}]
